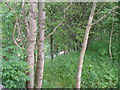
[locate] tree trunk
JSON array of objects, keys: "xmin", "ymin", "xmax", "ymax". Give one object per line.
[
  {"xmin": 109, "ymin": 14, "xmax": 114, "ymax": 61},
  {"xmin": 35, "ymin": 1, "xmax": 45, "ymax": 88},
  {"xmin": 76, "ymin": 2, "xmax": 97, "ymax": 89},
  {"xmin": 26, "ymin": 2, "xmax": 37, "ymax": 88},
  {"xmin": 50, "ymin": 35, "xmax": 54, "ymax": 60}
]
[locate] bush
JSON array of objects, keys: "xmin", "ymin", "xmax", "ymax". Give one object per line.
[{"xmin": 2, "ymin": 60, "xmax": 30, "ymax": 88}]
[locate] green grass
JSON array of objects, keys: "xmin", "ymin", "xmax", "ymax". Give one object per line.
[
  {"xmin": 42, "ymin": 39, "xmax": 118, "ymax": 88},
  {"xmin": 42, "ymin": 51, "xmax": 118, "ymax": 88},
  {"xmin": 43, "ymin": 51, "xmax": 79, "ymax": 88}
]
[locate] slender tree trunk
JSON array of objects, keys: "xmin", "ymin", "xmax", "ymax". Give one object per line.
[
  {"xmin": 76, "ymin": 2, "xmax": 97, "ymax": 89},
  {"xmin": 109, "ymin": 14, "xmax": 114, "ymax": 61},
  {"xmin": 50, "ymin": 35, "xmax": 54, "ymax": 60},
  {"xmin": 54, "ymin": 44, "xmax": 58, "ymax": 56},
  {"xmin": 26, "ymin": 2, "xmax": 37, "ymax": 88},
  {"xmin": 35, "ymin": 1, "xmax": 45, "ymax": 88}
]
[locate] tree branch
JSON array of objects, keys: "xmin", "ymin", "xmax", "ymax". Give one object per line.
[
  {"xmin": 92, "ymin": 6, "xmax": 120, "ymax": 25},
  {"xmin": 24, "ymin": 18, "xmax": 30, "ymax": 34},
  {"xmin": 44, "ymin": 21, "xmax": 63, "ymax": 40},
  {"xmin": 45, "ymin": 1, "xmax": 72, "ymax": 40},
  {"xmin": 64, "ymin": 1, "xmax": 73, "ymax": 13},
  {"xmin": 94, "ymin": 4, "xmax": 104, "ymax": 15},
  {"xmin": 22, "ymin": 2, "xmax": 30, "ymax": 34},
  {"xmin": 12, "ymin": 19, "xmax": 22, "ymax": 49},
  {"xmin": 109, "ymin": 13, "xmax": 114, "ymax": 61},
  {"xmin": 17, "ymin": 22, "xmax": 25, "ymax": 49}
]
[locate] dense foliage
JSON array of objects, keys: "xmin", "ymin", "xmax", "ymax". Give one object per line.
[
  {"xmin": 1, "ymin": 1, "xmax": 119, "ymax": 88},
  {"xmin": 2, "ymin": 60, "xmax": 29, "ymax": 88}
]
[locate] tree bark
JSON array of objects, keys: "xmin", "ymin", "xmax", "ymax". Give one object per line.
[
  {"xmin": 76, "ymin": 2, "xmax": 97, "ymax": 89},
  {"xmin": 35, "ymin": 1, "xmax": 45, "ymax": 88},
  {"xmin": 26, "ymin": 2, "xmax": 37, "ymax": 88}
]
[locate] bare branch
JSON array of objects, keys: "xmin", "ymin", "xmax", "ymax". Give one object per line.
[
  {"xmin": 16, "ymin": 23, "xmax": 22, "ymax": 41},
  {"xmin": 109, "ymin": 13, "xmax": 114, "ymax": 61},
  {"xmin": 22, "ymin": 2, "xmax": 30, "ymax": 34},
  {"xmin": 64, "ymin": 1, "xmax": 72, "ymax": 18},
  {"xmin": 22, "ymin": 0, "xmax": 25, "ymax": 9},
  {"xmin": 64, "ymin": 1, "xmax": 73, "ymax": 13},
  {"xmin": 17, "ymin": 22, "xmax": 24, "ymax": 49},
  {"xmin": 94, "ymin": 4, "xmax": 105, "ymax": 15},
  {"xmin": 12, "ymin": 19, "xmax": 22, "ymax": 49},
  {"xmin": 44, "ymin": 21, "xmax": 63, "ymax": 40},
  {"xmin": 92, "ymin": 6, "xmax": 120, "ymax": 25}
]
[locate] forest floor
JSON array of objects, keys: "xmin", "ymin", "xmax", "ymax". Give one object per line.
[{"xmin": 42, "ymin": 40, "xmax": 118, "ymax": 88}]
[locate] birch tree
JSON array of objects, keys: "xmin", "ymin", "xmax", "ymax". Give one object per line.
[
  {"xmin": 26, "ymin": 2, "xmax": 37, "ymax": 88},
  {"xmin": 76, "ymin": 2, "xmax": 97, "ymax": 88},
  {"xmin": 35, "ymin": 1, "xmax": 45, "ymax": 88}
]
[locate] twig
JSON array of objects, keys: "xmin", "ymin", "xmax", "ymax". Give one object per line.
[
  {"xmin": 94, "ymin": 4, "xmax": 104, "ymax": 15},
  {"xmin": 64, "ymin": 1, "xmax": 72, "ymax": 18},
  {"xmin": 64, "ymin": 1, "xmax": 73, "ymax": 13},
  {"xmin": 44, "ymin": 22, "xmax": 63, "ymax": 40}
]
